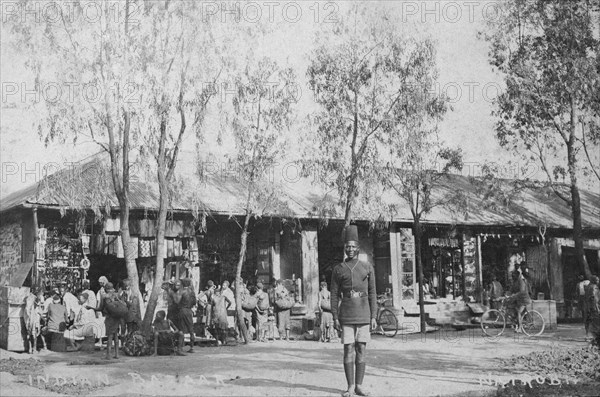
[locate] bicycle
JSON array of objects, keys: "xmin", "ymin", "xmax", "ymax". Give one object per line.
[
  {"xmin": 480, "ymin": 297, "xmax": 545, "ymax": 337},
  {"xmin": 370, "ymin": 294, "xmax": 398, "ymax": 338}
]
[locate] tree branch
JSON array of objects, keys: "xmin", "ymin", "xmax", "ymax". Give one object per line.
[
  {"xmin": 581, "ymin": 121, "xmax": 600, "ymax": 182},
  {"xmin": 533, "ymin": 132, "xmax": 571, "ymax": 204},
  {"xmin": 87, "ymin": 121, "xmax": 109, "ymax": 152}
]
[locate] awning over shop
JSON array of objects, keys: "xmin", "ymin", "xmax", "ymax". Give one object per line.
[{"xmin": 7, "ymin": 262, "xmax": 34, "ymax": 287}]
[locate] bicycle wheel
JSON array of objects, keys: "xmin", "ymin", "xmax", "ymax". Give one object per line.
[
  {"xmin": 521, "ymin": 310, "xmax": 545, "ymax": 337},
  {"xmin": 377, "ymin": 309, "xmax": 398, "ymax": 338},
  {"xmin": 480, "ymin": 309, "xmax": 506, "ymax": 337}
]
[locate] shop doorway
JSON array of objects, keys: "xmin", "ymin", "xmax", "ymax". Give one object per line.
[
  {"xmin": 432, "ymin": 247, "xmax": 462, "ymax": 299},
  {"xmin": 317, "ymin": 222, "xmax": 344, "ymax": 287},
  {"xmin": 373, "ymin": 230, "xmax": 392, "ymax": 295}
]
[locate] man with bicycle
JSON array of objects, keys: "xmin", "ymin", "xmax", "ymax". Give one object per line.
[
  {"xmin": 331, "ymin": 225, "xmax": 377, "ymax": 397},
  {"xmin": 506, "ymin": 270, "xmax": 532, "ymax": 333}
]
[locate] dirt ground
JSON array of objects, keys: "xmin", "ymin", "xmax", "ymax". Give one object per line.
[{"xmin": 1, "ymin": 324, "xmax": 598, "ymax": 397}]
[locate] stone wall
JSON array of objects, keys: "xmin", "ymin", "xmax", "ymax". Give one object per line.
[{"xmin": 0, "ymin": 211, "xmax": 22, "ymax": 286}]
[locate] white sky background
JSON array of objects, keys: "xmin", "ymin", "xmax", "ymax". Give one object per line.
[{"xmin": 1, "ymin": 0, "xmax": 598, "ymax": 198}]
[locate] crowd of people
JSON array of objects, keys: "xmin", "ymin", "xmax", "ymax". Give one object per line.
[
  {"xmin": 22, "ymin": 273, "xmax": 340, "ymax": 357},
  {"xmin": 23, "ymin": 278, "xmax": 145, "ymax": 358},
  {"xmin": 196, "ymin": 277, "xmax": 323, "ymax": 344}
]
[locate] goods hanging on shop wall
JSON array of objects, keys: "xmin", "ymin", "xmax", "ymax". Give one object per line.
[
  {"xmin": 462, "ymin": 236, "xmax": 478, "ymax": 302},
  {"xmin": 37, "ymin": 226, "xmax": 87, "ymax": 291}
]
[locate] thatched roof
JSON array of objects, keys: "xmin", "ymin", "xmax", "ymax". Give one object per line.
[{"xmin": 2, "ymin": 153, "xmax": 599, "ymax": 231}]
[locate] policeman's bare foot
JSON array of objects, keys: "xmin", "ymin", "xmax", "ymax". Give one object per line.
[
  {"xmin": 355, "ymin": 385, "xmax": 369, "ymax": 396},
  {"xmin": 342, "ymin": 385, "xmax": 355, "ymax": 397},
  {"xmin": 176, "ymin": 350, "xmax": 186, "ymax": 356}
]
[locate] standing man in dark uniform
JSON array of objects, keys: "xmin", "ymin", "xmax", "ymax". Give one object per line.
[
  {"xmin": 169, "ymin": 279, "xmax": 196, "ymax": 353},
  {"xmin": 331, "ymin": 225, "xmax": 377, "ymax": 397}
]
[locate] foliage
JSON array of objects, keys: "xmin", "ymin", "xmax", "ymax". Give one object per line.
[
  {"xmin": 227, "ymin": 56, "xmax": 297, "ymax": 217},
  {"xmin": 306, "ymin": 4, "xmax": 441, "ymax": 225},
  {"xmin": 6, "ymin": 0, "xmax": 231, "ymax": 328},
  {"xmin": 223, "ymin": 55, "xmax": 296, "ymax": 343},
  {"xmin": 481, "ymin": 0, "xmax": 600, "ymax": 194},
  {"xmin": 480, "ymin": 0, "xmax": 599, "ymax": 277}
]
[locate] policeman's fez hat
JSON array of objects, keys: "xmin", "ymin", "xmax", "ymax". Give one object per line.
[{"xmin": 343, "ymin": 225, "xmax": 359, "ymax": 243}]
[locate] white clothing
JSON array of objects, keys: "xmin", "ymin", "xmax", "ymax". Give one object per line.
[
  {"xmin": 222, "ymin": 287, "xmax": 235, "ymax": 310},
  {"xmin": 64, "ymin": 305, "xmax": 96, "ymax": 340},
  {"xmin": 43, "ymin": 297, "xmax": 54, "ymax": 314},
  {"xmin": 62, "ymin": 292, "xmax": 79, "ymax": 318},
  {"xmin": 222, "ymin": 287, "xmax": 235, "ymax": 327},
  {"xmin": 578, "ymin": 280, "xmax": 590, "ymax": 296}
]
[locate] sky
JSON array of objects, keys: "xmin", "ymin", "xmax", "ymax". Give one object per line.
[{"xmin": 1, "ymin": 0, "xmax": 598, "ymax": 199}]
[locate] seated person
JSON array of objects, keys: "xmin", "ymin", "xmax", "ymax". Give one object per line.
[
  {"xmin": 152, "ymin": 310, "xmax": 185, "ymax": 356},
  {"xmin": 47, "ymin": 294, "xmax": 68, "ymax": 333},
  {"xmin": 64, "ymin": 292, "xmax": 96, "ymax": 350}
]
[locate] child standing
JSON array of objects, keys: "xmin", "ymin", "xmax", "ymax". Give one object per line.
[
  {"xmin": 266, "ymin": 307, "xmax": 276, "ymax": 341},
  {"xmin": 318, "ymin": 281, "xmax": 334, "ymax": 342},
  {"xmin": 254, "ymin": 282, "xmax": 270, "ymax": 342}
]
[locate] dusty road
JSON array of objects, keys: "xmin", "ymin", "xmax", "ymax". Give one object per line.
[{"xmin": 0, "ymin": 324, "xmax": 591, "ymax": 396}]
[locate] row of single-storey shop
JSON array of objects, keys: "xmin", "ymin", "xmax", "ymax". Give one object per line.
[{"xmin": 1, "ymin": 155, "xmax": 600, "ymax": 347}]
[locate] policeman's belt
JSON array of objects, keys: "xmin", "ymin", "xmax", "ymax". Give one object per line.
[{"xmin": 340, "ymin": 291, "xmax": 367, "ymax": 298}]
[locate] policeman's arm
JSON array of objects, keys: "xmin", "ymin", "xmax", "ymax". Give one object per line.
[
  {"xmin": 330, "ymin": 268, "xmax": 339, "ymax": 322},
  {"xmin": 368, "ymin": 264, "xmax": 377, "ymax": 319}
]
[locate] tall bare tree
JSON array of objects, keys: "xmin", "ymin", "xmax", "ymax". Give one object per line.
[
  {"xmin": 481, "ymin": 0, "xmax": 600, "ymax": 277},
  {"xmin": 379, "ymin": 38, "xmax": 464, "ymax": 332},
  {"xmin": 306, "ymin": 5, "xmax": 443, "ymax": 228},
  {"xmin": 6, "ymin": 0, "xmax": 145, "ymax": 298},
  {"xmin": 225, "ymin": 57, "xmax": 296, "ymax": 343},
  {"xmin": 7, "ymin": 1, "xmax": 227, "ymax": 331},
  {"xmin": 137, "ymin": 1, "xmax": 224, "ymax": 333}
]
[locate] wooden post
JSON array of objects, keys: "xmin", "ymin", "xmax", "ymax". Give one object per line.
[
  {"xmin": 32, "ymin": 208, "xmax": 38, "ymax": 288},
  {"xmin": 548, "ymin": 238, "xmax": 563, "ymax": 302},
  {"xmin": 271, "ymin": 231, "xmax": 281, "ymax": 281},
  {"xmin": 389, "ymin": 225, "xmax": 402, "ymax": 308},
  {"xmin": 460, "ymin": 234, "xmax": 467, "ymax": 301},
  {"xmin": 301, "ymin": 226, "xmax": 319, "ymax": 314},
  {"xmin": 477, "ymin": 234, "xmax": 483, "ymax": 304}
]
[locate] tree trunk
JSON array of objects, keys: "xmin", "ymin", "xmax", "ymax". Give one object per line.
[
  {"xmin": 567, "ymin": 99, "xmax": 591, "ymax": 279},
  {"xmin": 234, "ymin": 213, "xmax": 251, "ymax": 344},
  {"xmin": 344, "ymin": 90, "xmax": 360, "ymax": 228},
  {"xmin": 567, "ymin": 145, "xmax": 591, "ymax": 279},
  {"xmin": 344, "ymin": 168, "xmax": 357, "ymax": 228},
  {"xmin": 413, "ymin": 219, "xmax": 426, "ymax": 334},
  {"xmin": 120, "ymin": 207, "xmax": 140, "ymax": 299},
  {"xmin": 107, "ymin": 108, "xmax": 139, "ymax": 300},
  {"xmin": 141, "ymin": 184, "xmax": 168, "ymax": 334}
]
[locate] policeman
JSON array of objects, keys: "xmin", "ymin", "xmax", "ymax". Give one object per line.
[{"xmin": 330, "ymin": 225, "xmax": 377, "ymax": 397}]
